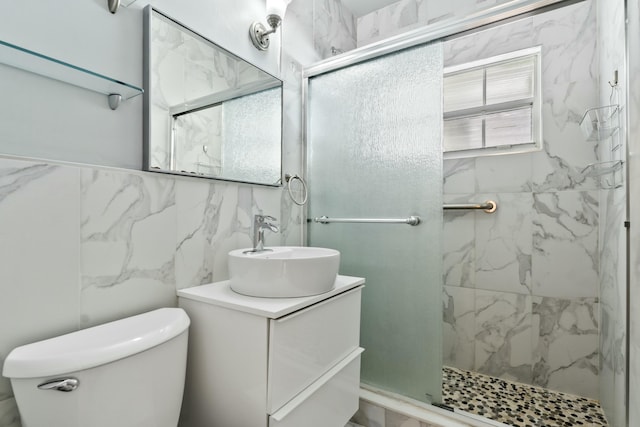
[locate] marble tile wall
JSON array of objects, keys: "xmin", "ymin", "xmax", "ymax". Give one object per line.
[
  {"xmin": 287, "ymin": 0, "xmax": 357, "ymax": 66},
  {"xmin": 626, "ymin": 0, "xmax": 640, "ymax": 424},
  {"xmin": 440, "ymin": 0, "xmax": 603, "ymax": 399},
  {"xmin": 357, "ymin": 0, "xmax": 521, "ymax": 47},
  {"xmin": 595, "ymin": 0, "xmax": 628, "ymax": 426}
]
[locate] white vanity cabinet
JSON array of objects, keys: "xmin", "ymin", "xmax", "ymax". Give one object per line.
[{"xmin": 177, "ymin": 275, "xmax": 365, "ymax": 427}]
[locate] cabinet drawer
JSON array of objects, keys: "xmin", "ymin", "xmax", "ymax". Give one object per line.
[
  {"xmin": 269, "ymin": 348, "xmax": 362, "ymax": 427},
  {"xmin": 267, "ymin": 287, "xmax": 362, "ymax": 413}
]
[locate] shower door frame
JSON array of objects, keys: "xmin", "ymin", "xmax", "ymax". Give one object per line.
[
  {"xmin": 301, "ymin": 0, "xmax": 584, "ymax": 246},
  {"xmin": 300, "ymin": 0, "xmax": 620, "ymax": 420}
]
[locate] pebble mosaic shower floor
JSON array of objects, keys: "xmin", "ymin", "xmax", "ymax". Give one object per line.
[{"xmin": 442, "ymin": 366, "xmax": 609, "ymax": 427}]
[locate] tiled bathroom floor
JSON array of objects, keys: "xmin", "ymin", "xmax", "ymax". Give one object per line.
[{"xmin": 442, "ymin": 366, "xmax": 609, "ymax": 427}]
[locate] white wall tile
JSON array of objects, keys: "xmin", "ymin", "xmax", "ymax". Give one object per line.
[
  {"xmin": 443, "ymin": 159, "xmax": 475, "ymax": 194},
  {"xmin": 531, "ymin": 81, "xmax": 599, "ymax": 192},
  {"xmin": 474, "ymin": 290, "xmax": 533, "ymax": 383},
  {"xmin": 0, "ymin": 159, "xmax": 80, "ymax": 400},
  {"xmin": 443, "ymin": 286, "xmax": 476, "ymax": 370},
  {"xmin": 79, "ymin": 169, "xmax": 177, "ymax": 327},
  {"xmin": 443, "ymin": 195, "xmax": 476, "ymax": 287},
  {"xmin": 532, "ymin": 297, "xmax": 599, "ymax": 398},
  {"xmin": 175, "ymin": 178, "xmax": 217, "ymax": 289},
  {"xmin": 622, "ymin": 0, "xmax": 639, "ymax": 421},
  {"xmin": 475, "ymin": 193, "xmax": 533, "ymax": 295},
  {"xmin": 443, "ymin": 17, "xmax": 534, "ymax": 67},
  {"xmin": 532, "ymin": 1, "xmax": 597, "ymax": 85},
  {"xmin": 475, "ymin": 155, "xmax": 532, "ymax": 193},
  {"xmin": 314, "ymin": 0, "xmax": 357, "ymax": 60},
  {"xmin": 532, "ymin": 191, "xmax": 599, "ymax": 298}
]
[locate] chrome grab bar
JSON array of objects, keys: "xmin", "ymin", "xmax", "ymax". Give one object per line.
[
  {"xmin": 443, "ymin": 200, "xmax": 497, "ymax": 213},
  {"xmin": 313, "ymin": 215, "xmax": 421, "ymax": 226}
]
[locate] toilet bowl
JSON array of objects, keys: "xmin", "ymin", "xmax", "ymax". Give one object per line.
[{"xmin": 2, "ymin": 308, "xmax": 190, "ymax": 427}]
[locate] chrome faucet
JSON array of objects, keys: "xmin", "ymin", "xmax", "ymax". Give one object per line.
[{"xmin": 251, "ymin": 214, "xmax": 279, "ymax": 252}]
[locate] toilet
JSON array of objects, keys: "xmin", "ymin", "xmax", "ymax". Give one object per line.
[{"xmin": 2, "ymin": 308, "xmax": 190, "ymax": 427}]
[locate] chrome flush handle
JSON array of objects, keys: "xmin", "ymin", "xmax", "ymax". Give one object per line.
[{"xmin": 37, "ymin": 377, "xmax": 79, "ymax": 392}]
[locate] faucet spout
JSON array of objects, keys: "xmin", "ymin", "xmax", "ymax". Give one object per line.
[{"xmin": 251, "ymin": 214, "xmax": 279, "ymax": 253}]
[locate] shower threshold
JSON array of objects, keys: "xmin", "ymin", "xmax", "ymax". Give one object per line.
[{"xmin": 442, "ymin": 366, "xmax": 609, "ymax": 427}]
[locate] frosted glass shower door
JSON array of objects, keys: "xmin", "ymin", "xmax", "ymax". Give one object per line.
[{"xmin": 307, "ymin": 42, "xmax": 443, "ymax": 403}]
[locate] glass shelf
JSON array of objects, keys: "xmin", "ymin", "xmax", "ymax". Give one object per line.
[
  {"xmin": 0, "ymin": 39, "xmax": 143, "ymax": 109},
  {"xmin": 579, "ymin": 105, "xmax": 619, "ymax": 141},
  {"xmin": 581, "ymin": 160, "xmax": 624, "ymax": 189}
]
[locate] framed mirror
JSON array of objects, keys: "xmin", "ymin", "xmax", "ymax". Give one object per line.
[{"xmin": 143, "ymin": 6, "xmax": 283, "ymax": 186}]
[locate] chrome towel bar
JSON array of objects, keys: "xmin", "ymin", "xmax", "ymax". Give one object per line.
[
  {"xmin": 443, "ymin": 200, "xmax": 497, "ymax": 213},
  {"xmin": 313, "ymin": 216, "xmax": 421, "ymax": 226}
]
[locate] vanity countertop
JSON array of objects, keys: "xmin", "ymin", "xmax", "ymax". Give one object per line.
[{"xmin": 177, "ymin": 275, "xmax": 365, "ymax": 319}]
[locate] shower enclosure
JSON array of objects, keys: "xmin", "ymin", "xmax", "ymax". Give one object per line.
[
  {"xmin": 305, "ymin": 42, "xmax": 444, "ymax": 403},
  {"xmin": 303, "ymin": 0, "xmax": 628, "ymax": 425}
]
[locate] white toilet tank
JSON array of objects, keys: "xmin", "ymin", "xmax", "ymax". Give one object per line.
[{"xmin": 2, "ymin": 308, "xmax": 190, "ymax": 427}]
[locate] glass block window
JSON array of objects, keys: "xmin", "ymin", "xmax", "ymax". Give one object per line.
[{"xmin": 443, "ymin": 47, "xmax": 542, "ymax": 158}]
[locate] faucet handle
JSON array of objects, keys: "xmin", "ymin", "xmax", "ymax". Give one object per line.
[{"xmin": 255, "ymin": 214, "xmax": 277, "ymax": 223}]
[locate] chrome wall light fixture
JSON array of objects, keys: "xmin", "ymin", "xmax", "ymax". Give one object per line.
[{"xmin": 249, "ymin": 0, "xmax": 292, "ymax": 51}]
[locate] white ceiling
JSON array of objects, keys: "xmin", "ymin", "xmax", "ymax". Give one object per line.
[{"xmin": 340, "ymin": 0, "xmax": 399, "ymax": 17}]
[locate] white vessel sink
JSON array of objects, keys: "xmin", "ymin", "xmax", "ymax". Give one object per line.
[{"xmin": 228, "ymin": 246, "xmax": 340, "ymax": 298}]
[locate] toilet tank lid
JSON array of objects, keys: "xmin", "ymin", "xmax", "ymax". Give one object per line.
[{"xmin": 2, "ymin": 308, "xmax": 190, "ymax": 379}]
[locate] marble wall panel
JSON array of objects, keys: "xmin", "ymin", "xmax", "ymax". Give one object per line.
[
  {"xmin": 356, "ymin": 0, "xmax": 510, "ymax": 47},
  {"xmin": 79, "ymin": 168, "xmax": 178, "ymax": 328},
  {"xmin": 532, "ymin": 191, "xmax": 599, "ymax": 298},
  {"xmin": 175, "ymin": 178, "xmax": 226, "ymax": 289},
  {"xmin": 0, "ymin": 159, "xmax": 81, "ymax": 402},
  {"xmin": 532, "ymin": 1, "xmax": 597, "ymax": 85},
  {"xmin": 356, "ymin": 0, "xmax": 595, "ymax": 54},
  {"xmin": 596, "ymin": 0, "xmax": 628, "ymax": 424},
  {"xmin": 443, "ymin": 286, "xmax": 476, "ymax": 370},
  {"xmin": 443, "ymin": 195, "xmax": 475, "ymax": 288},
  {"xmin": 625, "ymin": 0, "xmax": 640, "ymax": 423},
  {"xmin": 474, "ymin": 155, "xmax": 532, "ymax": 194},
  {"xmin": 286, "ymin": 1, "xmax": 321, "ymax": 66},
  {"xmin": 314, "ymin": 0, "xmax": 357, "ymax": 59},
  {"xmin": 475, "ymin": 193, "xmax": 533, "ymax": 295},
  {"xmin": 355, "ymin": 0, "xmax": 423, "ymax": 47},
  {"xmin": 474, "ymin": 290, "xmax": 533, "ymax": 383},
  {"xmin": 443, "ymin": 17, "xmax": 534, "ymax": 68},
  {"xmin": 532, "ymin": 296, "xmax": 599, "ymax": 398},
  {"xmin": 599, "ymin": 305, "xmax": 616, "ymax": 417},
  {"xmin": 531, "ymin": 80, "xmax": 599, "ymax": 192},
  {"xmin": 443, "ymin": 159, "xmax": 475, "ymax": 194}
]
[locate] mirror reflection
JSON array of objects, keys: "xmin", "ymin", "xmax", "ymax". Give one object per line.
[{"xmin": 144, "ymin": 7, "xmax": 283, "ymax": 186}]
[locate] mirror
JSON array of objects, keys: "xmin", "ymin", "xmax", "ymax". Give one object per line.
[{"xmin": 143, "ymin": 6, "xmax": 283, "ymax": 186}]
